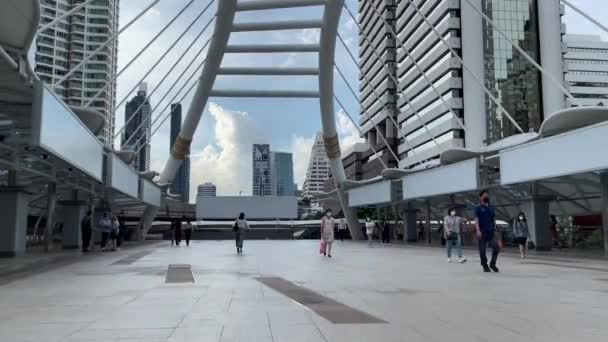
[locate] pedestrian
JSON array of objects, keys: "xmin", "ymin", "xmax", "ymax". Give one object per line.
[
  {"xmin": 174, "ymin": 218, "xmax": 182, "ymax": 246},
  {"xmin": 233, "ymin": 212, "xmax": 249, "ymax": 254},
  {"xmin": 474, "ymin": 190, "xmax": 500, "ymax": 273},
  {"xmin": 116, "ymin": 217, "xmax": 123, "ymax": 249},
  {"xmin": 366, "ymin": 217, "xmax": 375, "ymax": 247},
  {"xmin": 417, "ymin": 221, "xmax": 425, "ymax": 241},
  {"xmin": 444, "ymin": 208, "xmax": 467, "ymax": 263},
  {"xmin": 320, "ymin": 209, "xmax": 335, "ymax": 257},
  {"xmin": 184, "ymin": 218, "xmax": 193, "ymax": 247},
  {"xmin": 550, "ymin": 215, "xmax": 560, "ymax": 249},
  {"xmin": 81, "ymin": 210, "xmax": 93, "ymax": 253},
  {"xmin": 99, "ymin": 212, "xmax": 112, "ymax": 251},
  {"xmin": 338, "ymin": 218, "xmax": 347, "ymax": 242},
  {"xmin": 108, "ymin": 216, "xmax": 120, "ymax": 251},
  {"xmin": 513, "ymin": 212, "xmax": 529, "ymax": 258},
  {"xmin": 381, "ymin": 219, "xmax": 391, "ymax": 245}
]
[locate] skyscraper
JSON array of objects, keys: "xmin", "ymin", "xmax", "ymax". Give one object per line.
[
  {"xmin": 123, "ymin": 83, "xmax": 151, "ymax": 172},
  {"xmin": 359, "ymin": 0, "xmax": 564, "ymax": 169},
  {"xmin": 564, "ymin": 34, "xmax": 608, "ymax": 107},
  {"xmin": 170, "ymin": 103, "xmax": 191, "ymax": 203},
  {"xmin": 303, "ymin": 133, "xmax": 330, "ymax": 195},
  {"xmin": 252, "ymin": 144, "xmax": 272, "ymax": 196},
  {"xmin": 271, "ymin": 152, "xmax": 295, "ymax": 196},
  {"xmin": 36, "ymin": 0, "xmax": 119, "ymax": 146},
  {"xmin": 197, "ymin": 183, "xmax": 217, "ymax": 198}
]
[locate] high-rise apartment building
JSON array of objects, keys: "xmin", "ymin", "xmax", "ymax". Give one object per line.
[
  {"xmin": 252, "ymin": 144, "xmax": 272, "ymax": 196},
  {"xmin": 197, "ymin": 183, "xmax": 217, "ymax": 198},
  {"xmin": 36, "ymin": 0, "xmax": 120, "ymax": 146},
  {"xmin": 170, "ymin": 103, "xmax": 191, "ymax": 203},
  {"xmin": 303, "ymin": 133, "xmax": 330, "ymax": 195},
  {"xmin": 358, "ymin": 0, "xmax": 399, "ymax": 169},
  {"xmin": 564, "ymin": 34, "xmax": 608, "ymax": 107},
  {"xmin": 123, "ymin": 83, "xmax": 151, "ymax": 172},
  {"xmin": 271, "ymin": 152, "xmax": 295, "ymax": 196},
  {"xmin": 360, "ymin": 0, "xmax": 565, "ymax": 169}
]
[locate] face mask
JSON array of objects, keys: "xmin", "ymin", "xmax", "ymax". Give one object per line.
[
  {"xmin": 482, "ymin": 197, "xmax": 490, "ymax": 204},
  {"xmin": 450, "ymin": 211, "xmax": 456, "ymax": 216},
  {"xmin": 327, "ymin": 213, "xmax": 332, "ymax": 218},
  {"xmin": 519, "ymin": 216, "xmax": 524, "ymax": 221}
]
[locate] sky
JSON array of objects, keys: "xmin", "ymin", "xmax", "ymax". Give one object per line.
[{"xmin": 114, "ymin": 0, "xmax": 607, "ymax": 202}]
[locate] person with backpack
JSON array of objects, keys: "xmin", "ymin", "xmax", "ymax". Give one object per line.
[
  {"xmin": 444, "ymin": 207, "xmax": 467, "ymax": 263},
  {"xmin": 80, "ymin": 210, "xmax": 93, "ymax": 252},
  {"xmin": 233, "ymin": 212, "xmax": 249, "ymax": 254}
]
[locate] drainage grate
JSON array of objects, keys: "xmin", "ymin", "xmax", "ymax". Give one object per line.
[
  {"xmin": 165, "ymin": 264, "xmax": 195, "ymax": 283},
  {"xmin": 112, "ymin": 250, "xmax": 153, "ymax": 265},
  {"xmin": 257, "ymin": 277, "xmax": 387, "ymax": 324}
]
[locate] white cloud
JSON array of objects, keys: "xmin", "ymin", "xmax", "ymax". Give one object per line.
[
  {"xmin": 290, "ymin": 134, "xmax": 315, "ymax": 189},
  {"xmin": 189, "ymin": 103, "xmax": 268, "ymax": 200},
  {"xmin": 336, "ymin": 109, "xmax": 364, "ymax": 151}
]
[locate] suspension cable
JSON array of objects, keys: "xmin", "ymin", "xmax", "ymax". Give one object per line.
[
  {"xmin": 460, "ymin": 0, "xmax": 580, "ymax": 106},
  {"xmin": 121, "ymin": 33, "xmax": 211, "ymax": 149},
  {"xmin": 38, "ymin": 0, "xmax": 97, "ymax": 33},
  {"xmin": 335, "ymin": 34, "xmax": 418, "ymax": 158},
  {"xmin": 334, "ymin": 62, "xmax": 411, "ymax": 161},
  {"xmin": 394, "ymin": 0, "xmax": 526, "ymax": 134},
  {"xmin": 84, "ymin": 0, "xmax": 201, "ymax": 108},
  {"xmin": 340, "ymin": 9, "xmax": 446, "ymax": 152},
  {"xmin": 120, "ymin": 18, "xmax": 215, "ymax": 149},
  {"xmin": 113, "ymin": 2, "xmax": 216, "ymax": 140},
  {"xmin": 333, "ymin": 95, "xmax": 390, "ymax": 170},
  {"xmin": 131, "ymin": 52, "xmax": 211, "ymax": 154},
  {"xmin": 561, "ymin": 0, "xmax": 608, "ymax": 34},
  {"xmin": 52, "ymin": 0, "xmax": 160, "ymax": 88}
]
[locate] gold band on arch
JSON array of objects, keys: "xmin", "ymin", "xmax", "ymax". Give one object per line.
[
  {"xmin": 170, "ymin": 136, "xmax": 192, "ymax": 160},
  {"xmin": 323, "ymin": 134, "xmax": 341, "ymax": 160}
]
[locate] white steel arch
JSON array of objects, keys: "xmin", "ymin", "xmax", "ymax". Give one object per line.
[{"xmin": 141, "ymin": 0, "xmax": 363, "ymax": 239}]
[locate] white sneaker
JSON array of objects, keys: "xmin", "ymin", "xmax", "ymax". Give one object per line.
[
  {"xmin": 458, "ymin": 257, "xmax": 467, "ymax": 263},
  {"xmin": 447, "ymin": 258, "xmax": 452, "ymax": 263}
]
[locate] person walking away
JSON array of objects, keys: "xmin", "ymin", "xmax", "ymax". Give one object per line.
[
  {"xmin": 108, "ymin": 216, "xmax": 120, "ymax": 251},
  {"xmin": 81, "ymin": 210, "xmax": 93, "ymax": 252},
  {"xmin": 233, "ymin": 212, "xmax": 249, "ymax": 254},
  {"xmin": 366, "ymin": 218, "xmax": 375, "ymax": 248},
  {"xmin": 174, "ymin": 218, "xmax": 182, "ymax": 246},
  {"xmin": 338, "ymin": 218, "xmax": 347, "ymax": 242},
  {"xmin": 99, "ymin": 213, "xmax": 112, "ymax": 251},
  {"xmin": 475, "ymin": 190, "xmax": 500, "ymax": 273},
  {"xmin": 116, "ymin": 217, "xmax": 124, "ymax": 249},
  {"xmin": 513, "ymin": 212, "xmax": 529, "ymax": 258},
  {"xmin": 320, "ymin": 210, "xmax": 335, "ymax": 257},
  {"xmin": 184, "ymin": 219, "xmax": 193, "ymax": 247},
  {"xmin": 418, "ymin": 221, "xmax": 425, "ymax": 241},
  {"xmin": 444, "ymin": 208, "xmax": 467, "ymax": 263},
  {"xmin": 381, "ymin": 219, "xmax": 391, "ymax": 245}
]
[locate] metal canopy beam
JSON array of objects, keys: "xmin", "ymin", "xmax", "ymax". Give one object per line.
[
  {"xmin": 236, "ymin": 0, "xmax": 326, "ymax": 11},
  {"xmin": 232, "ymin": 20, "xmax": 322, "ymax": 32},
  {"xmin": 209, "ymin": 89, "xmax": 319, "ymax": 98},
  {"xmin": 225, "ymin": 44, "xmax": 319, "ymax": 53},
  {"xmin": 218, "ymin": 67, "xmax": 319, "ymax": 75}
]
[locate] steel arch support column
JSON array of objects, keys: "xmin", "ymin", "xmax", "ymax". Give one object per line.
[
  {"xmin": 318, "ymin": 0, "xmax": 363, "ymax": 240},
  {"xmin": 140, "ymin": 0, "xmax": 238, "ymax": 237}
]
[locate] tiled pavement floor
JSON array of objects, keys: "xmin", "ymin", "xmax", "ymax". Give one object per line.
[{"xmin": 1, "ymin": 240, "xmax": 607, "ymax": 341}]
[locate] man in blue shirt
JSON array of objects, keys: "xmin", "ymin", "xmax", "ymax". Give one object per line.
[{"xmin": 474, "ymin": 190, "xmax": 500, "ymax": 272}]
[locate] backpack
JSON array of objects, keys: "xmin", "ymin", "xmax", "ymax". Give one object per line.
[{"xmin": 233, "ymin": 221, "xmax": 239, "ymax": 232}]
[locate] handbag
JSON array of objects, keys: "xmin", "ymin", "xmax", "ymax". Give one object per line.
[
  {"xmin": 319, "ymin": 241, "xmax": 326, "ymax": 254},
  {"xmin": 233, "ymin": 221, "xmax": 239, "ymax": 232},
  {"xmin": 447, "ymin": 231, "xmax": 459, "ymax": 241}
]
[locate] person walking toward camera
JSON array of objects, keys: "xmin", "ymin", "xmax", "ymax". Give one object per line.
[
  {"xmin": 513, "ymin": 212, "xmax": 529, "ymax": 259},
  {"xmin": 475, "ymin": 190, "xmax": 500, "ymax": 273},
  {"xmin": 320, "ymin": 209, "xmax": 335, "ymax": 257},
  {"xmin": 444, "ymin": 208, "xmax": 467, "ymax": 263},
  {"xmin": 365, "ymin": 218, "xmax": 375, "ymax": 247},
  {"xmin": 233, "ymin": 212, "xmax": 249, "ymax": 254}
]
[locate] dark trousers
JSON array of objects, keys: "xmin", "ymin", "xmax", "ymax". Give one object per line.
[
  {"xmin": 100, "ymin": 232, "xmax": 109, "ymax": 249},
  {"xmin": 184, "ymin": 229, "xmax": 192, "ymax": 246},
  {"xmin": 81, "ymin": 228, "xmax": 92, "ymax": 252},
  {"xmin": 174, "ymin": 228, "xmax": 182, "ymax": 245},
  {"xmin": 382, "ymin": 230, "xmax": 390, "ymax": 243},
  {"xmin": 478, "ymin": 232, "xmax": 499, "ymax": 267}
]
